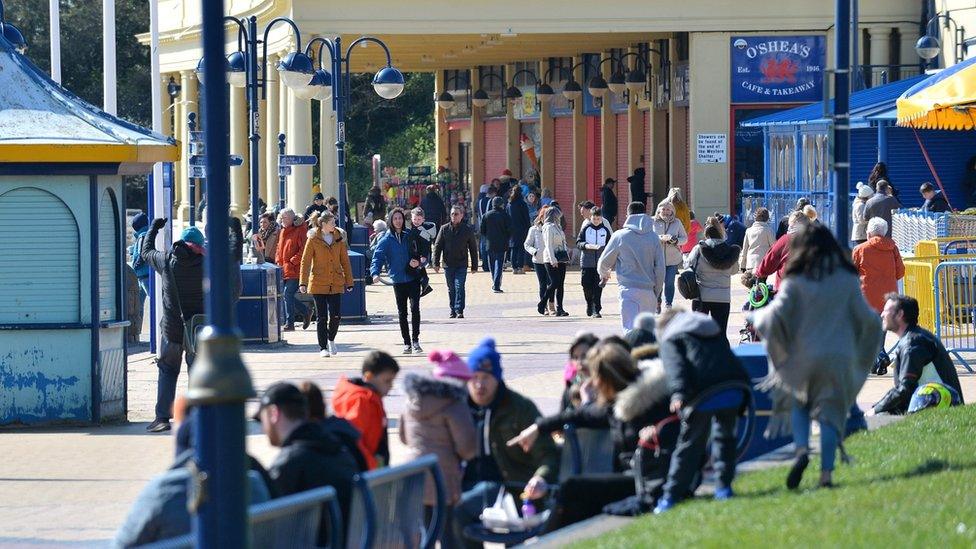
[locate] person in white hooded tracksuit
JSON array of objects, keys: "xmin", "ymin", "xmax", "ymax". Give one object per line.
[{"xmin": 597, "ymin": 201, "xmax": 667, "ymax": 330}]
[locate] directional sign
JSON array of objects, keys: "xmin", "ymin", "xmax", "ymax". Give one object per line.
[
  {"xmin": 188, "ymin": 166, "xmax": 207, "ymax": 179},
  {"xmin": 189, "ymin": 154, "xmax": 244, "ymax": 167},
  {"xmin": 228, "ymin": 154, "xmax": 244, "ymax": 166},
  {"xmin": 189, "ymin": 142, "xmax": 204, "ymax": 156},
  {"xmin": 279, "ymin": 154, "xmax": 318, "ymax": 166},
  {"xmin": 278, "ymin": 165, "xmax": 292, "ymax": 177},
  {"xmin": 189, "ymin": 131, "xmax": 205, "ymax": 142}
]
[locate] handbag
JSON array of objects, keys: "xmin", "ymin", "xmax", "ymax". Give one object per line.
[
  {"xmin": 676, "ymin": 253, "xmax": 701, "ymax": 300},
  {"xmin": 554, "ymin": 247, "xmax": 570, "ymax": 263}
]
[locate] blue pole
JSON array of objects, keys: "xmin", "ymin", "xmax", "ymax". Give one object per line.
[
  {"xmin": 188, "ymin": 112, "xmax": 197, "ymax": 227},
  {"xmin": 833, "ymin": 0, "xmax": 851, "ymax": 242},
  {"xmin": 278, "ymin": 133, "xmax": 287, "ymax": 210},
  {"xmin": 191, "ymin": 0, "xmax": 255, "ymax": 547},
  {"xmin": 247, "ymin": 16, "xmax": 261, "ymax": 234},
  {"xmin": 334, "ymin": 37, "xmax": 348, "ymax": 230}
]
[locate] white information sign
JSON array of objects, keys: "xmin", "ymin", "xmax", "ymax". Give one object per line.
[{"xmin": 696, "ymin": 133, "xmax": 727, "ymax": 164}]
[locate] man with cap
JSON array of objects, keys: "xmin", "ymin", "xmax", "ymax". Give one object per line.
[
  {"xmin": 127, "ymin": 213, "xmax": 151, "ymax": 342},
  {"xmin": 454, "ymin": 338, "xmax": 559, "ymax": 548},
  {"xmin": 304, "ymin": 192, "xmax": 328, "ymax": 219},
  {"xmin": 479, "ymin": 196, "xmax": 512, "ymax": 293},
  {"xmin": 600, "ymin": 178, "xmax": 618, "ymax": 228},
  {"xmin": 140, "ymin": 218, "xmax": 206, "ymax": 433},
  {"xmin": 257, "ymin": 381, "xmax": 359, "ymax": 546}
]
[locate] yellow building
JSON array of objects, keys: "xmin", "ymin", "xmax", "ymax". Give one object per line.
[{"xmin": 146, "ymin": 0, "xmax": 924, "ymax": 232}]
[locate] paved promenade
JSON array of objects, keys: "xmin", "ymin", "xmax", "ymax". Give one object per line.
[{"xmin": 1, "ymin": 267, "xmax": 973, "ymax": 546}]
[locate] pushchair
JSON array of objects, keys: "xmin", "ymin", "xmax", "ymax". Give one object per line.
[{"xmin": 739, "ymin": 272, "xmax": 774, "ymax": 343}]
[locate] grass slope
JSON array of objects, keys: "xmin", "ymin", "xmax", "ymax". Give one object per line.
[{"xmin": 575, "ymin": 405, "xmax": 976, "ymax": 548}]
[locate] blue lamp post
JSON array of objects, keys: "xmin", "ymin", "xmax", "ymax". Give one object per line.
[
  {"xmin": 303, "ymin": 35, "xmax": 405, "ymax": 230},
  {"xmin": 0, "ymin": 2, "xmax": 27, "ymax": 54}
]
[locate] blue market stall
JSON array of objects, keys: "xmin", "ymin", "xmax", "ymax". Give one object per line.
[
  {"xmin": 0, "ymin": 37, "xmax": 178, "ymax": 425},
  {"xmin": 741, "ymin": 75, "xmax": 976, "ymax": 232}
]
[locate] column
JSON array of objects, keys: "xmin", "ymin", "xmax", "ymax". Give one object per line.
[
  {"xmin": 649, "ymin": 49, "xmax": 668, "ymax": 208},
  {"xmin": 470, "ymin": 68, "xmax": 485, "ymax": 189},
  {"xmin": 898, "ymin": 24, "xmax": 920, "ymax": 73},
  {"xmin": 538, "ymin": 60, "xmax": 555, "ymax": 194},
  {"xmin": 229, "ymin": 85, "xmax": 249, "ymax": 219},
  {"xmin": 626, "ymin": 47, "xmax": 643, "ymax": 178},
  {"xmin": 434, "ymin": 70, "xmax": 450, "ymax": 168},
  {"xmin": 319, "ymin": 98, "xmax": 337, "ymax": 200},
  {"xmin": 287, "ymin": 87, "xmax": 313, "ymax": 213},
  {"xmin": 161, "ymin": 75, "xmax": 173, "ymax": 137},
  {"xmin": 571, "ymin": 55, "xmax": 587, "ymax": 235},
  {"xmin": 505, "ymin": 63, "xmax": 521, "ymax": 177},
  {"xmin": 176, "ymin": 69, "xmax": 195, "ymax": 224},
  {"xmin": 667, "ymin": 39, "xmax": 689, "ymax": 202},
  {"xmin": 600, "ymin": 51, "xmax": 615, "ymax": 184},
  {"xmin": 869, "ymin": 26, "xmax": 892, "ymax": 86},
  {"xmin": 264, "ymin": 54, "xmax": 280, "ymax": 209}
]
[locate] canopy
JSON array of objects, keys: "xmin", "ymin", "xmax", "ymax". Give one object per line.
[{"xmin": 896, "ymin": 56, "xmax": 976, "ymax": 130}]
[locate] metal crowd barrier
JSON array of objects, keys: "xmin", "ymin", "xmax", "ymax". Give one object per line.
[
  {"xmin": 892, "ymin": 209, "xmax": 949, "ymax": 255},
  {"xmin": 346, "ymin": 454, "xmax": 446, "ymax": 549},
  {"xmin": 933, "ymin": 260, "xmax": 976, "ymax": 373}
]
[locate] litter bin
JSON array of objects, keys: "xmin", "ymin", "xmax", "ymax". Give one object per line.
[
  {"xmin": 342, "ymin": 250, "xmax": 368, "ymax": 321},
  {"xmin": 349, "ymin": 223, "xmax": 370, "ymax": 283},
  {"xmin": 237, "ymin": 263, "xmax": 282, "ymax": 344},
  {"xmin": 733, "ymin": 343, "xmax": 792, "ymax": 461}
]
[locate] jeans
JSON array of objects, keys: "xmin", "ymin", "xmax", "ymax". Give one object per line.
[
  {"xmin": 312, "ymin": 293, "xmax": 341, "ymax": 348},
  {"xmin": 792, "ymin": 404, "xmax": 839, "ymax": 472},
  {"xmin": 533, "ymin": 263, "xmax": 550, "ymax": 303},
  {"xmin": 444, "ymin": 266, "xmax": 468, "ymax": 313},
  {"xmin": 510, "ymin": 243, "xmax": 526, "ymax": 270},
  {"xmin": 479, "ymin": 236, "xmax": 489, "ymax": 272},
  {"xmin": 663, "ymin": 409, "xmax": 738, "ymax": 502},
  {"xmin": 619, "ymin": 285, "xmax": 657, "ymax": 330},
  {"xmin": 156, "ymin": 334, "xmax": 196, "ymax": 420},
  {"xmin": 544, "ymin": 263, "xmax": 567, "ymax": 310},
  {"xmin": 581, "ymin": 267, "xmax": 604, "ymax": 314},
  {"xmin": 487, "ymin": 251, "xmax": 505, "ymax": 290},
  {"xmin": 692, "ymin": 300, "xmax": 731, "ymax": 333},
  {"xmin": 283, "ymin": 279, "xmax": 309, "ymax": 325},
  {"xmin": 663, "ymin": 264, "xmax": 679, "ymax": 306},
  {"xmin": 393, "ymin": 279, "xmax": 421, "ymax": 344},
  {"xmin": 454, "ymin": 481, "xmax": 503, "ymax": 549}
]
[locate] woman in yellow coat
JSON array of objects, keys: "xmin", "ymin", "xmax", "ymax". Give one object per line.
[{"xmin": 300, "ymin": 211, "xmax": 354, "ymax": 357}]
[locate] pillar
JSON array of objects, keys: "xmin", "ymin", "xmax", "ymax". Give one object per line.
[
  {"xmin": 161, "ymin": 75, "xmax": 173, "ymax": 137},
  {"xmin": 868, "ymin": 26, "xmax": 892, "ymax": 85},
  {"xmin": 571, "ymin": 55, "xmax": 587, "ymax": 235},
  {"xmin": 626, "ymin": 48, "xmax": 643, "ymax": 179},
  {"xmin": 505, "ymin": 63, "xmax": 521, "ymax": 178},
  {"xmin": 538, "ymin": 60, "xmax": 555, "ymax": 194},
  {"xmin": 649, "ymin": 49, "xmax": 668, "ymax": 208},
  {"xmin": 471, "ymin": 68, "xmax": 485, "ymax": 188},
  {"xmin": 600, "ymin": 52, "xmax": 615, "ymax": 187},
  {"xmin": 898, "ymin": 24, "xmax": 919, "ymax": 71},
  {"xmin": 229, "ymin": 84, "xmax": 249, "ymax": 219},
  {"xmin": 176, "ymin": 69, "xmax": 195, "ymax": 223},
  {"xmin": 287, "ymin": 87, "xmax": 313, "ymax": 213},
  {"xmin": 319, "ymin": 98, "xmax": 337, "ymax": 200},
  {"xmin": 435, "ymin": 70, "xmax": 450, "ymax": 168},
  {"xmin": 264, "ymin": 54, "xmax": 280, "ymax": 208},
  {"xmin": 667, "ymin": 39, "xmax": 689, "ymax": 203}
]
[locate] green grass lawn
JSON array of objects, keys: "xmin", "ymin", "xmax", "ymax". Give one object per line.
[{"xmin": 574, "ymin": 405, "xmax": 976, "ymax": 548}]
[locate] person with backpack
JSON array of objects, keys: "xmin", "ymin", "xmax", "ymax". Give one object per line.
[
  {"xmin": 684, "ymin": 217, "xmax": 742, "ymax": 333},
  {"xmin": 128, "ymin": 213, "xmax": 151, "ymax": 341}
]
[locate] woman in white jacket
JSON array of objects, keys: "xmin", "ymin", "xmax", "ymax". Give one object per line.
[
  {"xmin": 541, "ymin": 207, "xmax": 570, "ymax": 316},
  {"xmin": 851, "ymin": 182, "xmax": 873, "ymax": 245},
  {"xmin": 738, "ymin": 207, "xmax": 776, "ymax": 272},
  {"xmin": 525, "ymin": 205, "xmax": 554, "ymax": 315}
]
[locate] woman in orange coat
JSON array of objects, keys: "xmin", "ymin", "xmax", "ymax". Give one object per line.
[
  {"xmin": 300, "ymin": 211, "xmax": 355, "ymax": 357},
  {"xmin": 852, "ymin": 217, "xmax": 905, "ymax": 312}
]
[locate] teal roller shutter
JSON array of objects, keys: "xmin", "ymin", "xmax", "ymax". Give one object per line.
[
  {"xmin": 0, "ymin": 187, "xmax": 80, "ymax": 323},
  {"xmin": 98, "ymin": 191, "xmax": 119, "ymax": 321}
]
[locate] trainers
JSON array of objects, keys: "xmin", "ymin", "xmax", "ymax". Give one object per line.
[
  {"xmin": 302, "ymin": 315, "xmax": 312, "ymax": 330},
  {"xmin": 537, "ymin": 301, "xmax": 547, "ymax": 315},
  {"xmin": 147, "ymin": 419, "xmax": 171, "ymax": 433},
  {"xmin": 593, "ymin": 312, "xmax": 602, "ymax": 318},
  {"xmin": 653, "ymin": 498, "xmax": 674, "ymax": 514},
  {"xmin": 412, "ymin": 341, "xmax": 423, "ymax": 353},
  {"xmin": 556, "ymin": 310, "xmax": 569, "ymax": 317},
  {"xmin": 493, "ymin": 288, "xmax": 503, "ymax": 293},
  {"xmin": 714, "ymin": 487, "xmax": 734, "ymax": 501},
  {"xmin": 421, "ymin": 285, "xmax": 434, "ymax": 297},
  {"xmin": 450, "ymin": 311, "xmax": 457, "ymax": 318},
  {"xmin": 283, "ymin": 324, "xmax": 295, "ymax": 332},
  {"xmin": 457, "ymin": 312, "xmax": 464, "ymax": 319},
  {"xmin": 403, "ymin": 344, "xmax": 413, "ymax": 354},
  {"xmin": 328, "ymin": 341, "xmax": 337, "ymax": 356},
  {"xmin": 786, "ymin": 454, "xmax": 810, "ymax": 490},
  {"xmin": 320, "ymin": 349, "xmax": 331, "ymax": 358}
]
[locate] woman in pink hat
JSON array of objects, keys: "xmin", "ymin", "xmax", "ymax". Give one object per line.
[{"xmin": 399, "ymin": 350, "xmax": 478, "ymax": 546}]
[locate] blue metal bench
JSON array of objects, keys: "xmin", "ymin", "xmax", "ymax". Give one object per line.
[
  {"xmin": 559, "ymin": 425, "xmax": 616, "ymax": 482},
  {"xmin": 138, "ymin": 485, "xmax": 341, "ymax": 548},
  {"xmin": 345, "ymin": 454, "xmax": 445, "ymax": 549}
]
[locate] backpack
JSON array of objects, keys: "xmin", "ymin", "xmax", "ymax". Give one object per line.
[
  {"xmin": 676, "ymin": 252, "xmax": 701, "ymax": 300},
  {"xmin": 130, "ymin": 233, "xmax": 150, "ymax": 279}
]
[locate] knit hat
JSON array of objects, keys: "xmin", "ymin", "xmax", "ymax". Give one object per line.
[
  {"xmin": 314, "ymin": 192, "xmax": 325, "ymax": 200},
  {"xmin": 857, "ymin": 182, "xmax": 874, "ymax": 199},
  {"xmin": 180, "ymin": 226, "xmax": 205, "ymax": 246},
  {"xmin": 429, "ymin": 350, "xmax": 472, "ymax": 381},
  {"xmin": 372, "ymin": 219, "xmax": 387, "ymax": 232},
  {"xmin": 131, "ymin": 212, "xmax": 148, "ymax": 232},
  {"xmin": 501, "ymin": 169, "xmax": 513, "ymax": 177},
  {"xmin": 479, "ymin": 184, "xmax": 490, "ymax": 194},
  {"xmin": 467, "ymin": 338, "xmax": 502, "ymax": 379}
]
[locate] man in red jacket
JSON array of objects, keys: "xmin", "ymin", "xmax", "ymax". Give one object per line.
[
  {"xmin": 332, "ymin": 350, "xmax": 401, "ymax": 469},
  {"xmin": 754, "ymin": 211, "xmax": 807, "ymax": 289},
  {"xmin": 275, "ymin": 208, "xmax": 310, "ymax": 331}
]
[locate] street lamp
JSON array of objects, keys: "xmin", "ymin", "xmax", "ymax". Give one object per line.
[
  {"xmin": 304, "ymin": 35, "xmax": 404, "ymax": 230},
  {"xmin": 0, "ymin": 1, "xmax": 26, "ymax": 54},
  {"xmin": 469, "ymin": 70, "xmax": 510, "ymax": 109},
  {"xmin": 435, "ymin": 72, "xmax": 469, "ymax": 111},
  {"xmin": 916, "ymin": 12, "xmax": 968, "ymax": 67}
]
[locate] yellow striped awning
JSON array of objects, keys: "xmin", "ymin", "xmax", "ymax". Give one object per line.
[{"xmin": 897, "ymin": 56, "xmax": 976, "ymax": 130}]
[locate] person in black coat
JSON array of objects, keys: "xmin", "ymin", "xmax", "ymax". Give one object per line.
[
  {"xmin": 655, "ymin": 309, "xmax": 750, "ymax": 511},
  {"xmin": 480, "ymin": 197, "xmax": 512, "ymax": 292},
  {"xmin": 477, "ymin": 186, "xmax": 498, "ymax": 272},
  {"xmin": 141, "ymin": 218, "xmax": 205, "ymax": 433},
  {"xmin": 506, "ymin": 187, "xmax": 532, "ymax": 275},
  {"xmin": 257, "ymin": 382, "xmax": 359, "ymax": 547},
  {"xmin": 627, "ymin": 167, "xmax": 647, "ymax": 206},
  {"xmin": 300, "ymin": 380, "xmax": 369, "ymax": 472},
  {"xmin": 420, "ymin": 185, "xmax": 448, "ymax": 230},
  {"xmin": 600, "ymin": 178, "xmax": 619, "ymax": 227},
  {"xmin": 920, "ymin": 182, "xmax": 950, "ymax": 213}
]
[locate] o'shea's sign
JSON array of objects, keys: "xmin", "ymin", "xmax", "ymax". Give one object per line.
[{"xmin": 731, "ymin": 36, "xmax": 826, "ymax": 104}]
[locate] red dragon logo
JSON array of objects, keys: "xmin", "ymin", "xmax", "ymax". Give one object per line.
[{"xmin": 760, "ymin": 57, "xmax": 799, "ymax": 84}]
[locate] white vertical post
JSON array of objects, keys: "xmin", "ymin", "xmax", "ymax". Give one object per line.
[
  {"xmin": 149, "ymin": 0, "xmax": 164, "ymax": 354},
  {"xmin": 49, "ymin": 0, "xmax": 61, "ymax": 83},
  {"xmin": 103, "ymin": 0, "xmax": 117, "ymax": 115}
]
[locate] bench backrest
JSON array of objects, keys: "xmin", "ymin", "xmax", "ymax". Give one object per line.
[
  {"xmin": 345, "ymin": 454, "xmax": 445, "ymax": 549},
  {"xmin": 559, "ymin": 425, "xmax": 616, "ymax": 483}
]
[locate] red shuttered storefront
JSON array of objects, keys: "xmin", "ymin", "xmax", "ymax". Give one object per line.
[
  {"xmin": 614, "ymin": 113, "xmax": 630, "ymax": 225},
  {"xmin": 553, "ymin": 117, "xmax": 574, "ymax": 211},
  {"xmin": 483, "ymin": 119, "xmax": 506, "ymax": 185},
  {"xmin": 586, "ymin": 116, "xmax": 601, "ymax": 202}
]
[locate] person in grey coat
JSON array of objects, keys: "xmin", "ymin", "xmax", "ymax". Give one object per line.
[
  {"xmin": 685, "ymin": 217, "xmax": 741, "ymax": 333},
  {"xmin": 576, "ymin": 207, "xmax": 613, "ymax": 317},
  {"xmin": 754, "ymin": 224, "xmax": 882, "ymax": 490},
  {"xmin": 863, "ymin": 180, "xmax": 901, "ymax": 238},
  {"xmin": 598, "ymin": 202, "xmax": 667, "ymax": 330}
]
